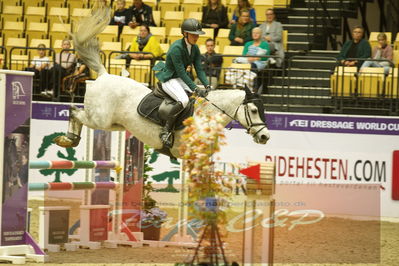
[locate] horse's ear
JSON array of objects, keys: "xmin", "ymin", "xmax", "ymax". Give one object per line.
[{"xmin": 244, "ymin": 84, "xmax": 252, "ymax": 97}]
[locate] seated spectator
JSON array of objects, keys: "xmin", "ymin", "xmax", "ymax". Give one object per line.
[
  {"xmin": 47, "ymin": 39, "xmax": 76, "ymax": 97},
  {"xmin": 128, "ymin": 25, "xmax": 164, "ymax": 60},
  {"xmin": 195, "ymin": 38, "xmax": 223, "ymax": 88},
  {"xmin": 230, "ymin": 0, "xmax": 256, "ymax": 25},
  {"xmin": 337, "ymin": 26, "xmax": 371, "ymax": 68},
  {"xmin": 235, "ymin": 27, "xmax": 270, "ymax": 93},
  {"xmin": 25, "ymin": 43, "xmax": 50, "ymax": 94},
  {"xmin": 201, "ymin": 0, "xmax": 229, "ymax": 38},
  {"xmin": 128, "ymin": 0, "xmax": 156, "ymax": 29},
  {"xmin": 259, "ymin": 9, "xmax": 284, "ymax": 67},
  {"xmin": 110, "ymin": 0, "xmax": 132, "ymax": 37},
  {"xmin": 229, "ymin": 10, "xmax": 255, "ymax": 46},
  {"xmin": 62, "ymin": 57, "xmax": 90, "ymax": 94},
  {"xmin": 360, "ymin": 33, "xmax": 393, "ymax": 75}
]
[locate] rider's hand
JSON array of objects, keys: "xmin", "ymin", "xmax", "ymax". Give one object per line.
[
  {"xmin": 205, "ymin": 85, "xmax": 213, "ymax": 91},
  {"xmin": 194, "ymin": 87, "xmax": 208, "ymax": 98}
]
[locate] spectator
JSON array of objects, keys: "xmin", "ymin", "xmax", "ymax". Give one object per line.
[
  {"xmin": 195, "ymin": 38, "xmax": 223, "ymax": 88},
  {"xmin": 110, "ymin": 0, "xmax": 132, "ymax": 37},
  {"xmin": 62, "ymin": 56, "xmax": 90, "ymax": 94},
  {"xmin": 25, "ymin": 44, "xmax": 50, "ymax": 94},
  {"xmin": 360, "ymin": 33, "xmax": 393, "ymax": 75},
  {"xmin": 201, "ymin": 0, "xmax": 229, "ymax": 38},
  {"xmin": 228, "ymin": 10, "xmax": 256, "ymax": 46},
  {"xmin": 47, "ymin": 39, "xmax": 76, "ymax": 97},
  {"xmin": 231, "ymin": 0, "xmax": 256, "ymax": 25},
  {"xmin": 128, "ymin": 25, "xmax": 164, "ymax": 60},
  {"xmin": 337, "ymin": 26, "xmax": 371, "ymax": 68},
  {"xmin": 128, "ymin": 0, "xmax": 156, "ymax": 29},
  {"xmin": 237, "ymin": 27, "xmax": 270, "ymax": 93},
  {"xmin": 259, "ymin": 8, "xmax": 284, "ymax": 67}
]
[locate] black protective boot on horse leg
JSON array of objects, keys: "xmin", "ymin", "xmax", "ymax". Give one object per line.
[
  {"xmin": 158, "ymin": 100, "xmax": 185, "ymax": 148},
  {"xmin": 53, "ymin": 106, "xmax": 82, "ymax": 147}
]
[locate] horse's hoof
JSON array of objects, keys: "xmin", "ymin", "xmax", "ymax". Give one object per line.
[{"xmin": 53, "ymin": 136, "xmax": 79, "ymax": 148}]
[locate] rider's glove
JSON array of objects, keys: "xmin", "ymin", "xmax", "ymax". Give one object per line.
[
  {"xmin": 205, "ymin": 85, "xmax": 213, "ymax": 91},
  {"xmin": 194, "ymin": 87, "xmax": 208, "ymax": 98}
]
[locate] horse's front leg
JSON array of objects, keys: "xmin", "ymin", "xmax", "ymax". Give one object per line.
[{"xmin": 54, "ymin": 106, "xmax": 83, "ymax": 148}]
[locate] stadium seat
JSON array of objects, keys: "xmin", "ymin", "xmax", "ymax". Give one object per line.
[
  {"xmin": 128, "ymin": 59, "xmax": 151, "ymax": 84},
  {"xmin": 30, "ymin": 38, "xmax": 51, "ymax": 49},
  {"xmin": 120, "ymin": 26, "xmax": 139, "ymax": 50},
  {"xmin": 49, "ymin": 23, "xmax": 72, "ymax": 47},
  {"xmin": 369, "ymin": 32, "xmax": 392, "ymax": 48},
  {"xmin": 2, "ymin": 21, "xmax": 25, "ymax": 43},
  {"xmin": 330, "ymin": 66, "xmax": 357, "ymax": 97},
  {"xmin": 216, "ymin": 28, "xmax": 230, "ymax": 51},
  {"xmin": 6, "ymin": 37, "xmax": 27, "ymax": 55},
  {"xmin": 274, "ymin": 0, "xmax": 291, "ymax": 7},
  {"xmin": 386, "ymin": 68, "xmax": 398, "ymax": 97},
  {"xmin": 48, "ymin": 7, "xmax": 69, "ymax": 27},
  {"xmin": 26, "ymin": 22, "xmax": 49, "ymax": 41},
  {"xmin": 160, "ymin": 43, "xmax": 170, "ymax": 54},
  {"xmin": 163, "ymin": 11, "xmax": 184, "ymax": 36},
  {"xmin": 167, "ymin": 27, "xmax": 181, "ymax": 44},
  {"xmin": 0, "ymin": 37, "xmax": 3, "ymax": 46},
  {"xmin": 282, "ymin": 30, "xmax": 288, "ymax": 51},
  {"xmin": 108, "ymin": 58, "xmax": 127, "ymax": 76},
  {"xmin": 358, "ymin": 67, "xmax": 385, "ymax": 97},
  {"xmin": 143, "ymin": 0, "xmax": 157, "ymax": 9},
  {"xmin": 198, "ymin": 28, "xmax": 214, "ymax": 46},
  {"xmin": 25, "ymin": 6, "xmax": 47, "ymax": 24},
  {"xmin": 2, "ymin": 5, "xmax": 24, "ymax": 22},
  {"xmin": 188, "ymin": 11, "xmax": 202, "ymax": 21},
  {"xmin": 222, "ymin": 45, "xmax": 244, "ymax": 68},
  {"xmin": 149, "ymin": 26, "xmax": 166, "ymax": 43},
  {"xmin": 181, "ymin": 0, "xmax": 203, "ymax": 19},
  {"xmin": 10, "ymin": 54, "xmax": 29, "ymax": 70},
  {"xmin": 253, "ymin": 0, "xmax": 274, "ymax": 23},
  {"xmin": 159, "ymin": 0, "xmax": 180, "ymax": 19},
  {"xmin": 393, "ymin": 50, "xmax": 399, "ymax": 67},
  {"xmin": 22, "ymin": 0, "xmax": 44, "ymax": 9},
  {"xmin": 153, "ymin": 10, "xmax": 161, "ymax": 27},
  {"xmin": 100, "ymin": 41, "xmax": 122, "ymax": 58},
  {"xmin": 67, "ymin": 0, "xmax": 86, "ymax": 9},
  {"xmin": 44, "ymin": 0, "xmax": 65, "ymax": 9},
  {"xmin": 71, "ymin": 8, "xmax": 91, "ymax": 19},
  {"xmin": 98, "ymin": 25, "xmax": 119, "ymax": 42},
  {"xmin": 394, "ymin": 32, "xmax": 399, "ymax": 50}
]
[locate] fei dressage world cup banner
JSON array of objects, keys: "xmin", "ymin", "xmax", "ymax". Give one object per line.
[{"xmin": 222, "ymin": 112, "xmax": 399, "ymax": 219}]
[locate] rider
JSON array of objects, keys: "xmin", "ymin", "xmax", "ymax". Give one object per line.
[{"xmin": 154, "ymin": 18, "xmax": 212, "ymax": 148}]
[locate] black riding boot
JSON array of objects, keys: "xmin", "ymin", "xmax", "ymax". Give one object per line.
[{"xmin": 159, "ymin": 101, "xmax": 184, "ymax": 148}]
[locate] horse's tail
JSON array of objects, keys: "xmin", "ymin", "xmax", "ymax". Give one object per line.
[{"xmin": 71, "ymin": 1, "xmax": 110, "ymax": 76}]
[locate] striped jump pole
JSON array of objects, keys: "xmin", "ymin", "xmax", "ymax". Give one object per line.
[
  {"xmin": 29, "ymin": 160, "xmax": 120, "ymax": 170},
  {"xmin": 29, "ymin": 182, "xmax": 119, "ymax": 191}
]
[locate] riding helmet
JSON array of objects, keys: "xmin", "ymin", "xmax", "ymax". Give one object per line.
[{"xmin": 181, "ymin": 18, "xmax": 205, "ymax": 35}]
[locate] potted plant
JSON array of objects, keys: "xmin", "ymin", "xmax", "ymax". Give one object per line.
[{"xmin": 141, "ymin": 145, "xmax": 168, "ymax": 240}]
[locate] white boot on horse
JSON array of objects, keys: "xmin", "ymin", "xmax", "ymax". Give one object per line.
[{"xmin": 54, "ymin": 2, "xmax": 270, "ymax": 159}]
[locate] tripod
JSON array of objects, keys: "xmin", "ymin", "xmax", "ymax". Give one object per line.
[{"xmin": 190, "ymin": 219, "xmax": 228, "ymax": 265}]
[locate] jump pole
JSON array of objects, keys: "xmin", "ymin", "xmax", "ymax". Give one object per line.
[
  {"xmin": 243, "ymin": 162, "xmax": 275, "ymax": 265},
  {"xmin": 0, "ymin": 70, "xmax": 46, "ymax": 264}
]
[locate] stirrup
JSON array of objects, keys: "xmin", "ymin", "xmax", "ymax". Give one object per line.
[
  {"xmin": 159, "ymin": 130, "xmax": 173, "ymax": 149},
  {"xmin": 53, "ymin": 133, "xmax": 81, "ymax": 148}
]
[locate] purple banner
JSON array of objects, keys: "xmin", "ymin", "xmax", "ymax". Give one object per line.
[
  {"xmin": 228, "ymin": 112, "xmax": 399, "ymax": 136},
  {"xmin": 32, "ymin": 103, "xmax": 83, "ymax": 121},
  {"xmin": 2, "ymin": 73, "xmax": 32, "ymax": 245}
]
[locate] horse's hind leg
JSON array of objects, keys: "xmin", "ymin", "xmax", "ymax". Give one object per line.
[{"xmin": 54, "ymin": 106, "xmax": 83, "ymax": 148}]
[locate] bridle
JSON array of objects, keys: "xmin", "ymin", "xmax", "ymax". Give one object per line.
[{"xmin": 204, "ymin": 96, "xmax": 268, "ymax": 138}]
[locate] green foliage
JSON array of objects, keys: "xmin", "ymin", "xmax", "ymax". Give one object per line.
[
  {"xmin": 37, "ymin": 132, "xmax": 78, "ymax": 182},
  {"xmin": 143, "ymin": 145, "xmax": 156, "ymax": 210}
]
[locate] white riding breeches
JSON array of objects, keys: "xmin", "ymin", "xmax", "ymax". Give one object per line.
[{"xmin": 162, "ymin": 78, "xmax": 192, "ymax": 108}]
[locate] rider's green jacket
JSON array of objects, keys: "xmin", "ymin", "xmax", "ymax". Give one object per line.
[{"xmin": 153, "ymin": 38, "xmax": 210, "ymax": 90}]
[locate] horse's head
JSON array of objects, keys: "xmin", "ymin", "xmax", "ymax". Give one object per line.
[{"xmin": 234, "ymin": 85, "xmax": 270, "ymax": 144}]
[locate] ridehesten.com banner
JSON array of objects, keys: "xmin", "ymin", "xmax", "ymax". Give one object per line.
[{"xmin": 223, "ymin": 112, "xmax": 399, "ymax": 219}]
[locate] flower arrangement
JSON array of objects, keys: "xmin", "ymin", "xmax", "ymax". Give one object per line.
[
  {"xmin": 141, "ymin": 207, "xmax": 168, "ymax": 228},
  {"xmin": 141, "ymin": 145, "xmax": 167, "ymax": 228},
  {"xmin": 179, "ymin": 98, "xmax": 228, "ymax": 224}
]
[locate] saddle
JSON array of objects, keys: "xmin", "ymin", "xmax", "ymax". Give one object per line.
[{"xmin": 137, "ymin": 85, "xmax": 194, "ymax": 131}]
